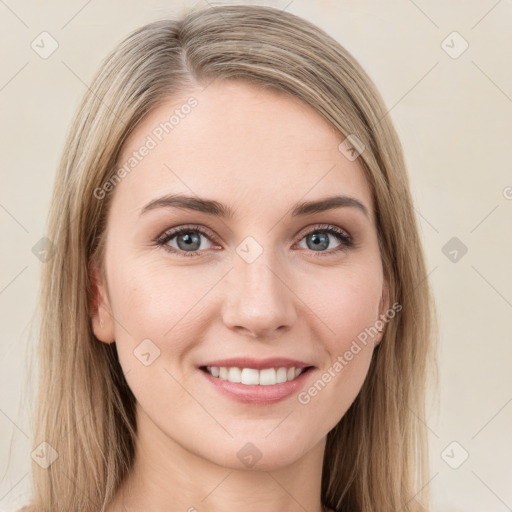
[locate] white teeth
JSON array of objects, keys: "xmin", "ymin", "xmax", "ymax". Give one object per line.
[
  {"xmin": 241, "ymin": 368, "xmax": 259, "ymax": 385},
  {"xmin": 276, "ymin": 367, "xmax": 288, "ymax": 384},
  {"xmin": 205, "ymin": 366, "xmax": 306, "ymax": 385},
  {"xmin": 259, "ymin": 368, "xmax": 276, "ymax": 386},
  {"xmin": 228, "ymin": 367, "xmax": 241, "ymax": 383}
]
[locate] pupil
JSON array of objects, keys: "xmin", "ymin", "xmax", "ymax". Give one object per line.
[
  {"xmin": 309, "ymin": 233, "xmax": 328, "ymax": 251},
  {"xmin": 179, "ymin": 232, "xmax": 200, "ymax": 250}
]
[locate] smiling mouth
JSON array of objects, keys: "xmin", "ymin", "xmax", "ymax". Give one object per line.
[{"xmin": 200, "ymin": 365, "xmax": 314, "ymax": 386}]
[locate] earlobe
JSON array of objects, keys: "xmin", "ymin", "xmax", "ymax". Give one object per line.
[
  {"xmin": 88, "ymin": 258, "xmax": 115, "ymax": 344},
  {"xmin": 375, "ymin": 279, "xmax": 390, "ymax": 346},
  {"xmin": 379, "ymin": 279, "xmax": 390, "ymax": 317}
]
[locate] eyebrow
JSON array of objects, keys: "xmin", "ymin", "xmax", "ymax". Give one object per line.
[{"xmin": 140, "ymin": 193, "xmax": 370, "ymax": 219}]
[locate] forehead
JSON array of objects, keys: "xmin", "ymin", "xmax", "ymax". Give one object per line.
[{"xmin": 113, "ymin": 80, "xmax": 373, "ymax": 220}]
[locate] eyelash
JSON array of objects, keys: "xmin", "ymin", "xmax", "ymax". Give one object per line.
[{"xmin": 155, "ymin": 223, "xmax": 354, "ymax": 258}]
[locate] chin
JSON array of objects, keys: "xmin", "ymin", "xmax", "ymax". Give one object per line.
[{"xmin": 201, "ymin": 435, "xmax": 315, "ymax": 472}]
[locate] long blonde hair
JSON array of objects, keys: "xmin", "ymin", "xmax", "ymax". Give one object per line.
[{"xmin": 27, "ymin": 5, "xmax": 437, "ymax": 511}]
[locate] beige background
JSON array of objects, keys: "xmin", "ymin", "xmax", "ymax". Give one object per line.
[{"xmin": 1, "ymin": 1, "xmax": 511, "ymax": 510}]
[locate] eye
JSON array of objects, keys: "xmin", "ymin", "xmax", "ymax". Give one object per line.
[
  {"xmin": 295, "ymin": 223, "xmax": 353, "ymax": 257},
  {"xmin": 155, "ymin": 223, "xmax": 354, "ymax": 258},
  {"xmin": 156, "ymin": 225, "xmax": 217, "ymax": 257}
]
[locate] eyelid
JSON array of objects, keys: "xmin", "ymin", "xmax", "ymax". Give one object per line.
[
  {"xmin": 156, "ymin": 224, "xmax": 218, "ymax": 246},
  {"xmin": 295, "ymin": 223, "xmax": 352, "ymax": 243},
  {"xmin": 155, "ymin": 222, "xmax": 354, "ymax": 257}
]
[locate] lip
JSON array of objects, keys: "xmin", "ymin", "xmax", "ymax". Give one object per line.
[
  {"xmin": 198, "ymin": 358, "xmax": 315, "ymax": 404},
  {"xmin": 199, "ymin": 357, "xmax": 312, "ymax": 370}
]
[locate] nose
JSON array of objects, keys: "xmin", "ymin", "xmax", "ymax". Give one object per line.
[{"xmin": 221, "ymin": 252, "xmax": 298, "ymax": 339}]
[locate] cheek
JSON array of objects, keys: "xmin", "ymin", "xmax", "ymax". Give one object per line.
[
  {"xmin": 306, "ymin": 261, "xmax": 383, "ymax": 350},
  {"xmin": 108, "ymin": 257, "xmax": 207, "ymax": 337},
  {"xmin": 297, "ymin": 261, "xmax": 382, "ymax": 403},
  {"xmin": 294, "ymin": 269, "xmax": 381, "ymax": 426},
  {"xmin": 105, "ymin": 259, "xmax": 207, "ymax": 405},
  {"xmin": 105, "ymin": 255, "xmax": 228, "ymax": 388}
]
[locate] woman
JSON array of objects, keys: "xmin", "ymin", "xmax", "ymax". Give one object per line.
[{"xmin": 25, "ymin": 4, "xmax": 437, "ymax": 511}]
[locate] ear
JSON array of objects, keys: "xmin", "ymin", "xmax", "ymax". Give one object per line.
[
  {"xmin": 88, "ymin": 258, "xmax": 115, "ymax": 344},
  {"xmin": 375, "ymin": 278, "xmax": 390, "ymax": 346}
]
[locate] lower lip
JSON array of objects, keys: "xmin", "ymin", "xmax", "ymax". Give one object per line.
[{"xmin": 199, "ymin": 368, "xmax": 314, "ymax": 404}]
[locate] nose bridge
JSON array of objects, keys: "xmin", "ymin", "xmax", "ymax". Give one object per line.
[{"xmin": 221, "ymin": 237, "xmax": 297, "ymax": 337}]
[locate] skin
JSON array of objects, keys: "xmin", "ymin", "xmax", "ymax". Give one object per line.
[{"xmin": 91, "ymin": 79, "xmax": 389, "ymax": 512}]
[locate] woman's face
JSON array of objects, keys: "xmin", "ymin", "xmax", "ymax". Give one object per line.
[{"xmin": 92, "ymin": 80, "xmax": 389, "ymax": 470}]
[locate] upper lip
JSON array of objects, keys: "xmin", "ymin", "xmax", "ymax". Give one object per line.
[{"xmin": 199, "ymin": 357, "xmax": 313, "ymax": 370}]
